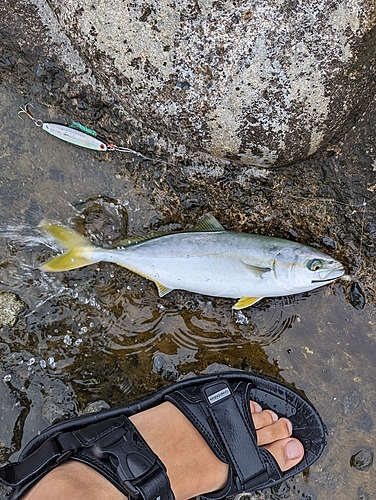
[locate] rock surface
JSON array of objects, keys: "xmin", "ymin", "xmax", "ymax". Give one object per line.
[
  {"xmin": 45, "ymin": 0, "xmax": 376, "ymax": 166},
  {"xmin": 0, "ymin": 292, "xmax": 25, "ymax": 327}
]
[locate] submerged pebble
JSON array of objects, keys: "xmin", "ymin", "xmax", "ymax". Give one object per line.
[
  {"xmin": 350, "ymin": 448, "xmax": 374, "ymax": 471},
  {"xmin": 152, "ymin": 353, "xmax": 179, "ymax": 380},
  {"xmin": 0, "ymin": 291, "xmax": 26, "ymax": 327},
  {"xmin": 83, "ymin": 400, "xmax": 111, "ymax": 413},
  {"xmin": 42, "ymin": 400, "xmax": 69, "ymax": 424}
]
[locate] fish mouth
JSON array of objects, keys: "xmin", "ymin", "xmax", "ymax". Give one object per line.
[{"xmin": 311, "ymin": 267, "xmax": 345, "ymax": 283}]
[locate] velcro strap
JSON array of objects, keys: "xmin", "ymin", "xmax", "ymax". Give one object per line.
[
  {"xmin": 71, "ymin": 416, "xmax": 173, "ymax": 500},
  {"xmin": 0, "ymin": 415, "xmax": 174, "ymax": 500},
  {"xmin": 0, "ymin": 438, "xmax": 64, "ymax": 487},
  {"xmin": 203, "ymin": 380, "xmax": 270, "ymax": 491}
]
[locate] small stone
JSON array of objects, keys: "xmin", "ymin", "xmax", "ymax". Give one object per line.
[
  {"xmin": 42, "ymin": 400, "xmax": 68, "ymax": 425},
  {"xmin": 152, "ymin": 353, "xmax": 179, "ymax": 380},
  {"xmin": 349, "ymin": 282, "xmax": 366, "ymax": 310},
  {"xmin": 0, "ymin": 292, "xmax": 26, "ymax": 327},
  {"xmin": 83, "ymin": 400, "xmax": 111, "ymax": 414},
  {"xmin": 322, "ymin": 235, "xmax": 337, "ymax": 250},
  {"xmin": 202, "ymin": 363, "xmax": 235, "ymax": 374},
  {"xmin": 343, "ymin": 391, "xmax": 362, "ymax": 415},
  {"xmin": 350, "ymin": 448, "xmax": 374, "ymax": 471},
  {"xmin": 233, "ymin": 310, "xmax": 249, "ymax": 325}
]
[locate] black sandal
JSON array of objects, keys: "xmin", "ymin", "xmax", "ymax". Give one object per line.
[{"xmin": 0, "ymin": 370, "xmax": 326, "ymax": 500}]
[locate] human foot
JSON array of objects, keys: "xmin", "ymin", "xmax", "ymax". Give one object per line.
[
  {"xmin": 2, "ymin": 371, "xmax": 325, "ymax": 500},
  {"xmin": 130, "ymin": 400, "xmax": 304, "ymax": 500},
  {"xmin": 22, "ymin": 400, "xmax": 304, "ymax": 500}
]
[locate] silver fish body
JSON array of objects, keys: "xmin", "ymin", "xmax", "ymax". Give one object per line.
[{"xmin": 40, "ymin": 214, "xmax": 345, "ymax": 309}]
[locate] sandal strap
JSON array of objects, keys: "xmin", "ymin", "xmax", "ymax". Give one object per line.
[
  {"xmin": 167, "ymin": 378, "xmax": 282, "ymax": 497},
  {"xmin": 0, "ymin": 415, "xmax": 174, "ymax": 500},
  {"xmin": 203, "ymin": 380, "xmax": 272, "ymax": 490}
]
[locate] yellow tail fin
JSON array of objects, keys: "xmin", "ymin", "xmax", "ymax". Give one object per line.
[{"xmin": 39, "ymin": 220, "xmax": 96, "ymax": 272}]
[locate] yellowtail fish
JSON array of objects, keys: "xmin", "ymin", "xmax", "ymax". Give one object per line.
[{"xmin": 39, "ymin": 214, "xmax": 345, "ymax": 309}]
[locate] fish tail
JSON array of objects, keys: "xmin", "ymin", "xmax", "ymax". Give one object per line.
[{"xmin": 39, "ymin": 220, "xmax": 98, "ymax": 272}]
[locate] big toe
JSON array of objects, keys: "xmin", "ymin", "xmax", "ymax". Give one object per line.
[{"xmin": 263, "ymin": 438, "xmax": 304, "ymax": 472}]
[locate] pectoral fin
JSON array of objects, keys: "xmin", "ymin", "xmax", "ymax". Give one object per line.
[
  {"xmin": 233, "ymin": 296, "xmax": 263, "ymax": 309},
  {"xmin": 242, "ymin": 262, "xmax": 271, "ymax": 277}
]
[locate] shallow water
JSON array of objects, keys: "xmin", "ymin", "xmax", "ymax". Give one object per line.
[{"xmin": 0, "ymin": 84, "xmax": 375, "ymax": 500}]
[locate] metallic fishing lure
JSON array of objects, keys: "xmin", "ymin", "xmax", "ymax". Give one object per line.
[{"xmin": 18, "ymin": 103, "xmax": 155, "ymax": 159}]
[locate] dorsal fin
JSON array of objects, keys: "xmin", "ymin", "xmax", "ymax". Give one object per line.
[
  {"xmin": 187, "ymin": 214, "xmax": 225, "ymax": 232},
  {"xmin": 115, "ymin": 214, "xmax": 225, "ymax": 248},
  {"xmin": 116, "ymin": 231, "xmax": 168, "ymax": 248}
]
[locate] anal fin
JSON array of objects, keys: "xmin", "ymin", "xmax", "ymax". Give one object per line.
[
  {"xmin": 113, "ymin": 262, "xmax": 174, "ymax": 298},
  {"xmin": 155, "ymin": 281, "xmax": 174, "ymax": 297},
  {"xmin": 233, "ymin": 296, "xmax": 262, "ymax": 310}
]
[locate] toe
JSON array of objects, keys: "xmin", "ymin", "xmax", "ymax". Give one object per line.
[
  {"xmin": 256, "ymin": 418, "xmax": 292, "ymax": 446},
  {"xmin": 252, "ymin": 409, "xmax": 278, "ymax": 430},
  {"xmin": 264, "ymin": 437, "xmax": 304, "ymax": 471}
]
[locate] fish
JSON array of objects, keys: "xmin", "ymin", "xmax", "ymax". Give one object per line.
[{"xmin": 39, "ymin": 214, "xmax": 345, "ymax": 309}]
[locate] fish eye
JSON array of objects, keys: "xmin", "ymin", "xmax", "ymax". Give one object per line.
[{"xmin": 307, "ymin": 259, "xmax": 323, "ymax": 271}]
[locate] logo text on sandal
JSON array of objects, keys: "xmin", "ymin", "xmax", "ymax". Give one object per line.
[{"xmin": 207, "ymin": 387, "xmax": 231, "ymax": 404}]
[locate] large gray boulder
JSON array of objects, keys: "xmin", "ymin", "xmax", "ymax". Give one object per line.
[{"xmin": 46, "ymin": 0, "xmax": 376, "ymax": 167}]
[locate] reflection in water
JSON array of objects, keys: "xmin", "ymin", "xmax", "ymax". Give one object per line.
[
  {"xmin": 0, "ymin": 220, "xmax": 311, "ymax": 416},
  {"xmin": 1, "ymin": 220, "xmax": 303, "ymax": 357}
]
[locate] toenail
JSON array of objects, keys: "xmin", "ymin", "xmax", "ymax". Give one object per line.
[
  {"xmin": 287, "ymin": 420, "xmax": 292, "ymax": 434},
  {"xmin": 286, "ymin": 440, "xmax": 303, "ymax": 460},
  {"xmin": 270, "ymin": 411, "xmax": 278, "ymax": 422},
  {"xmin": 254, "ymin": 403, "xmax": 262, "ymax": 413}
]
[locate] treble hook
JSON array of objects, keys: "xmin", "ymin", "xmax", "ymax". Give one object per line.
[{"xmin": 18, "ymin": 103, "xmax": 44, "ymax": 127}]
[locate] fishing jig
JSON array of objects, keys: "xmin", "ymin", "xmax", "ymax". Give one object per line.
[{"xmin": 18, "ymin": 103, "xmax": 155, "ymax": 160}]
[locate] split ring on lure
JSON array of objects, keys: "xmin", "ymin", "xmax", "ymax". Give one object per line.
[{"xmin": 18, "ymin": 103, "xmax": 155, "ymax": 159}]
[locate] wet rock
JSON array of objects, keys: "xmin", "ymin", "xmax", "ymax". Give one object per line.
[
  {"xmin": 202, "ymin": 363, "xmax": 235, "ymax": 374},
  {"xmin": 45, "ymin": 0, "xmax": 376, "ymax": 167},
  {"xmin": 0, "ymin": 292, "xmax": 26, "ymax": 327},
  {"xmin": 350, "ymin": 448, "xmax": 374, "ymax": 471},
  {"xmin": 322, "ymin": 236, "xmax": 337, "ymax": 251},
  {"xmin": 152, "ymin": 353, "xmax": 179, "ymax": 380},
  {"xmin": 73, "ymin": 195, "xmax": 129, "ymax": 247},
  {"xmin": 350, "ymin": 282, "xmax": 367, "ymax": 309},
  {"xmin": 83, "ymin": 400, "xmax": 111, "ymax": 413}
]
